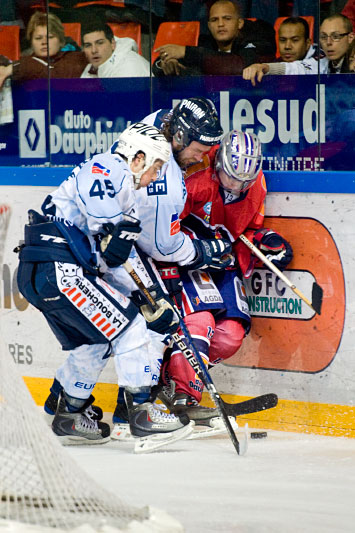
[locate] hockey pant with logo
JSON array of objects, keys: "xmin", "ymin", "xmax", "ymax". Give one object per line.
[
  {"xmin": 17, "ymin": 259, "xmax": 155, "ymax": 400},
  {"xmin": 162, "ymin": 268, "xmax": 251, "ymax": 403}
]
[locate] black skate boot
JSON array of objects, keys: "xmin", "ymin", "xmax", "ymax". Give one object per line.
[
  {"xmin": 44, "ymin": 379, "xmax": 103, "ymax": 424},
  {"xmin": 171, "ymin": 393, "xmax": 238, "ymax": 440},
  {"xmin": 124, "ymin": 389, "xmax": 194, "ymax": 453},
  {"xmin": 52, "ymin": 395, "xmax": 110, "ymax": 445}
]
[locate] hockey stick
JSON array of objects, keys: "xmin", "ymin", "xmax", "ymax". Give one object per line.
[
  {"xmin": 238, "ymin": 233, "xmax": 323, "ymax": 315},
  {"xmin": 123, "ymin": 260, "xmax": 247, "ymax": 455},
  {"xmin": 223, "ymin": 392, "xmax": 278, "ymax": 417}
]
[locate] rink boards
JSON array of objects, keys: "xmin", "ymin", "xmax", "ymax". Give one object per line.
[{"xmin": 0, "ymin": 169, "xmax": 354, "ymax": 438}]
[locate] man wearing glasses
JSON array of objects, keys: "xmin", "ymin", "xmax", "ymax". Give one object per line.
[{"xmin": 242, "ymin": 14, "xmax": 354, "ymax": 85}]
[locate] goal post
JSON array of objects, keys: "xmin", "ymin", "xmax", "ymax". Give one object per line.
[{"xmin": 0, "ymin": 204, "xmax": 183, "ymax": 532}]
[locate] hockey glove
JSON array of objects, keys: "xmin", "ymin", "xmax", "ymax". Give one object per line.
[
  {"xmin": 101, "ymin": 218, "xmax": 141, "ymax": 268},
  {"xmin": 156, "ymin": 262, "xmax": 183, "ymax": 309},
  {"xmin": 253, "ymin": 228, "xmax": 293, "ymax": 271},
  {"xmin": 187, "ymin": 238, "xmax": 233, "ymax": 271},
  {"xmin": 131, "ymin": 285, "xmax": 179, "ymax": 335}
]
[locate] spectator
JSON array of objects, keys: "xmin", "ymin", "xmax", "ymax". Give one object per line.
[
  {"xmin": 80, "ymin": 21, "xmax": 150, "ymax": 78},
  {"xmin": 243, "ymin": 14, "xmax": 355, "ymax": 85},
  {"xmin": 0, "ymin": 11, "xmax": 87, "ymax": 88},
  {"xmin": 277, "ymin": 17, "xmax": 313, "ymax": 62},
  {"xmin": 153, "ymin": 0, "xmax": 275, "ymax": 77}
]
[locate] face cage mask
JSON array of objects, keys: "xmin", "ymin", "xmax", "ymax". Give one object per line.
[
  {"xmin": 215, "ymin": 132, "xmax": 262, "ymax": 194},
  {"xmin": 215, "ymin": 166, "xmax": 258, "ymax": 195}
]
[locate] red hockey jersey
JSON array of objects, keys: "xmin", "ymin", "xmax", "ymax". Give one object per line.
[{"xmin": 181, "ymin": 145, "xmax": 267, "ymax": 277}]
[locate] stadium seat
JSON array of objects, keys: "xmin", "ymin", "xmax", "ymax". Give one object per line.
[
  {"xmin": 151, "ymin": 21, "xmax": 200, "ymax": 65},
  {"xmin": 274, "ymin": 16, "xmax": 314, "ymax": 58},
  {"xmin": 63, "ymin": 22, "xmax": 81, "ymax": 46},
  {"xmin": 0, "ymin": 25, "xmax": 20, "ymax": 61},
  {"xmin": 29, "ymin": 2, "xmax": 62, "ymax": 10},
  {"xmin": 108, "ymin": 22, "xmax": 142, "ymax": 55},
  {"xmin": 74, "ymin": 1, "xmax": 125, "ymax": 8}
]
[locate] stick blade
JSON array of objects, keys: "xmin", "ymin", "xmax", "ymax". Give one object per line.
[{"xmin": 311, "ymin": 282, "xmax": 323, "ymax": 315}]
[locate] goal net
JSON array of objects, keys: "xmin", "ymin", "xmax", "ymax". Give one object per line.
[{"xmin": 0, "ymin": 204, "xmax": 182, "ymax": 533}]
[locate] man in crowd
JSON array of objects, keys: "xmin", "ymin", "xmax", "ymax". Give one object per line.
[
  {"xmin": 80, "ymin": 21, "xmax": 150, "ymax": 78},
  {"xmin": 153, "ymin": 0, "xmax": 275, "ymax": 76},
  {"xmin": 277, "ymin": 17, "xmax": 313, "ymax": 63},
  {"xmin": 243, "ymin": 13, "xmax": 354, "ymax": 85}
]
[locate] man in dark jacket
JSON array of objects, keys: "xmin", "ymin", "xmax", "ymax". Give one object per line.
[{"xmin": 153, "ymin": 0, "xmax": 275, "ymax": 76}]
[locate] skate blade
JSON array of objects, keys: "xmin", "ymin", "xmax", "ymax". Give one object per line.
[
  {"xmin": 56, "ymin": 435, "xmax": 111, "ymax": 446},
  {"xmin": 188, "ymin": 416, "xmax": 238, "ymax": 440},
  {"xmin": 134, "ymin": 421, "xmax": 195, "ymax": 454},
  {"xmin": 110, "ymin": 423, "xmax": 135, "ymax": 442},
  {"xmin": 238, "ymin": 423, "xmax": 249, "ymax": 456}
]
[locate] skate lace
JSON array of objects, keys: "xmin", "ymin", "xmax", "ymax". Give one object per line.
[
  {"xmin": 149, "ymin": 405, "xmax": 178, "ymax": 422},
  {"xmin": 84, "ymin": 405, "xmax": 96, "ymax": 420},
  {"xmin": 78, "ymin": 412, "xmax": 99, "ymax": 432}
]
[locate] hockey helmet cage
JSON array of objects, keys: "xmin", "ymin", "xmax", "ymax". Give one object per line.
[
  {"xmin": 113, "ymin": 122, "xmax": 171, "ymax": 187},
  {"xmin": 170, "ymin": 97, "xmax": 224, "ymax": 149},
  {"xmin": 215, "ymin": 130, "xmax": 263, "ymax": 194}
]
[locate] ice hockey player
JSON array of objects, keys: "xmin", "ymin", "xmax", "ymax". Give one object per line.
[
  {"xmin": 156, "ymin": 130, "xmax": 293, "ymax": 434},
  {"xmin": 16, "ymin": 122, "xmax": 196, "ymax": 452},
  {"xmin": 110, "ymin": 98, "xmax": 239, "ymax": 438}
]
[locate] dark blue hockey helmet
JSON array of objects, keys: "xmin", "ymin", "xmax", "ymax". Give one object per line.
[{"xmin": 169, "ymin": 97, "xmax": 224, "ymax": 149}]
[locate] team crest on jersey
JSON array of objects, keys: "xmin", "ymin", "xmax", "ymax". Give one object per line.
[
  {"xmin": 203, "ymin": 201, "xmax": 212, "ymax": 223},
  {"xmin": 203, "ymin": 202, "xmax": 212, "ymax": 215},
  {"xmin": 147, "ymin": 173, "xmax": 167, "ymax": 196},
  {"xmin": 170, "ymin": 213, "xmax": 180, "ymax": 235},
  {"xmin": 92, "ymin": 162, "xmax": 111, "ymax": 176}
]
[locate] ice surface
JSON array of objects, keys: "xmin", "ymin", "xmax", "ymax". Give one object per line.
[{"xmin": 68, "ymin": 425, "xmax": 355, "ymax": 533}]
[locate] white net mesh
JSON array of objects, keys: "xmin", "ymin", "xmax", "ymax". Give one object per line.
[
  {"xmin": 0, "ymin": 204, "xmax": 182, "ymax": 532},
  {"xmin": 0, "ymin": 352, "xmax": 149, "ymax": 530}
]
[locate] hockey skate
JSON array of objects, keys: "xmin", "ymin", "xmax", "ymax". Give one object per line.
[
  {"xmin": 52, "ymin": 396, "xmax": 110, "ymax": 445},
  {"xmin": 166, "ymin": 392, "xmax": 239, "ymax": 440},
  {"xmin": 44, "ymin": 390, "xmax": 103, "ymax": 425},
  {"xmin": 125, "ymin": 390, "xmax": 194, "ymax": 454}
]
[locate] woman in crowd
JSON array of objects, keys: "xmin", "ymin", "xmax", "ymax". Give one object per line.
[{"xmin": 0, "ymin": 11, "xmax": 87, "ymax": 87}]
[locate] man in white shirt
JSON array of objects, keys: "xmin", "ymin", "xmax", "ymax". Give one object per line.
[
  {"xmin": 243, "ymin": 13, "xmax": 354, "ymax": 85},
  {"xmin": 80, "ymin": 21, "xmax": 151, "ymax": 78},
  {"xmin": 278, "ymin": 16, "xmax": 312, "ymax": 63}
]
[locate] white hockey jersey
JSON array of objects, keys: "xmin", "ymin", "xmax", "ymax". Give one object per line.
[
  {"xmin": 136, "ymin": 110, "xmax": 196, "ymax": 265},
  {"xmin": 46, "ymin": 151, "xmax": 137, "ymax": 235}
]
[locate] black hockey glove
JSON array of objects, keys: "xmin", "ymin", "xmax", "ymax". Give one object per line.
[
  {"xmin": 131, "ymin": 284, "xmax": 179, "ymax": 335},
  {"xmin": 253, "ymin": 228, "xmax": 293, "ymax": 271},
  {"xmin": 187, "ymin": 238, "xmax": 232, "ymax": 271},
  {"xmin": 101, "ymin": 218, "xmax": 141, "ymax": 268},
  {"xmin": 156, "ymin": 262, "xmax": 183, "ymax": 309}
]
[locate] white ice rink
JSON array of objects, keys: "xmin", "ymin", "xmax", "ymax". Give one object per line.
[{"xmin": 68, "ymin": 425, "xmax": 355, "ymax": 533}]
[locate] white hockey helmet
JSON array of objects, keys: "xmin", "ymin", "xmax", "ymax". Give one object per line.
[
  {"xmin": 113, "ymin": 122, "xmax": 171, "ymax": 188},
  {"xmin": 215, "ymin": 130, "xmax": 263, "ymax": 194}
]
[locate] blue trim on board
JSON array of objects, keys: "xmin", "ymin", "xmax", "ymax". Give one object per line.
[{"xmin": 0, "ymin": 168, "xmax": 355, "ymax": 193}]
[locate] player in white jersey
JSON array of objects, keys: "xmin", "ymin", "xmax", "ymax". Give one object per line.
[
  {"xmin": 16, "ymin": 123, "xmax": 195, "ymax": 453},
  {"xmin": 109, "ymin": 98, "xmax": 238, "ymax": 438}
]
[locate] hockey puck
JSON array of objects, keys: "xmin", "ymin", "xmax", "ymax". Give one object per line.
[{"xmin": 250, "ymin": 431, "xmax": 268, "ymax": 439}]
